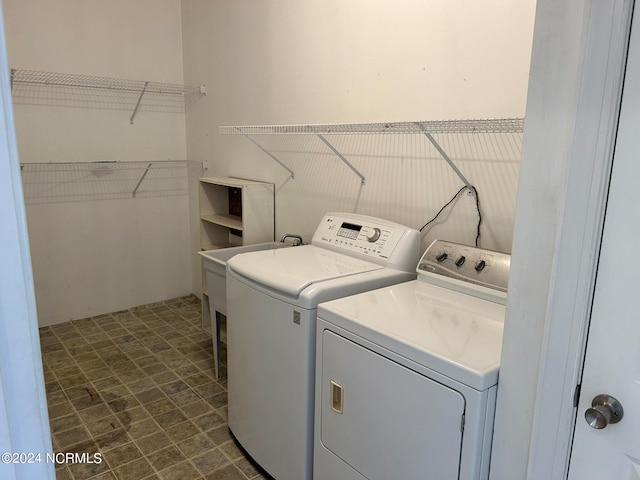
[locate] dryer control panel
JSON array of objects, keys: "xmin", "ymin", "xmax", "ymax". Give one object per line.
[
  {"xmin": 418, "ymin": 239, "xmax": 511, "ymax": 302},
  {"xmin": 312, "ymin": 213, "xmax": 420, "ymax": 272}
]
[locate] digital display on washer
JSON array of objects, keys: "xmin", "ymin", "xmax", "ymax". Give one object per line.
[{"xmin": 337, "ymin": 222, "xmax": 362, "ymax": 240}]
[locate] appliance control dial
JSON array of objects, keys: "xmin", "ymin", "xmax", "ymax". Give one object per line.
[
  {"xmin": 366, "ymin": 227, "xmax": 381, "ymax": 243},
  {"xmin": 417, "ymin": 240, "xmax": 511, "ymax": 298}
]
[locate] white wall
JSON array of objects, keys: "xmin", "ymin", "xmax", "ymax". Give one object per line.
[
  {"xmin": 3, "ymin": 0, "xmax": 193, "ymax": 325},
  {"xmin": 181, "ymin": 0, "xmax": 536, "ymax": 294},
  {"xmin": 2, "ymin": 0, "xmax": 536, "ymax": 323}
]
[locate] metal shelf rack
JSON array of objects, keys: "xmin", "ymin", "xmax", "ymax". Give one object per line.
[
  {"xmin": 10, "ymin": 69, "xmax": 207, "ymax": 124},
  {"xmin": 219, "ymin": 118, "xmax": 525, "ymax": 188},
  {"xmin": 20, "ymin": 160, "xmax": 202, "ymax": 205}
]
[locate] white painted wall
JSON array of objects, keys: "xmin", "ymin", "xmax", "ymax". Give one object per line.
[
  {"xmin": 181, "ymin": 0, "xmax": 537, "ymax": 295},
  {"xmin": 3, "ymin": 1, "xmax": 535, "ymax": 323},
  {"xmin": 3, "ymin": 0, "xmax": 194, "ymax": 325}
]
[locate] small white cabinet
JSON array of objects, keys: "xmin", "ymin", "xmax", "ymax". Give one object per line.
[
  {"xmin": 198, "ymin": 176, "xmax": 275, "ymax": 339},
  {"xmin": 199, "ymin": 176, "xmax": 275, "ymax": 250}
]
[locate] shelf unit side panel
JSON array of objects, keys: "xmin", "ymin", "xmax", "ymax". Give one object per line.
[
  {"xmin": 199, "ymin": 180, "xmax": 234, "ymax": 250},
  {"xmin": 240, "ymin": 183, "xmax": 275, "ymax": 244}
]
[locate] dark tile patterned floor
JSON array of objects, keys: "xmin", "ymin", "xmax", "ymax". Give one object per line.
[{"xmin": 39, "ymin": 295, "xmax": 269, "ymax": 480}]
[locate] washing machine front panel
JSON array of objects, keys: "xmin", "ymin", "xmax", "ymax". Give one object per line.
[
  {"xmin": 320, "ymin": 330, "xmax": 465, "ymax": 480},
  {"xmin": 227, "ymin": 274, "xmax": 316, "ymax": 480}
]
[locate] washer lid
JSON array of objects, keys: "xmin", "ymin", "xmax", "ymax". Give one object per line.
[
  {"xmin": 317, "ymin": 280, "xmax": 505, "ymax": 391},
  {"xmin": 226, "ymin": 245, "xmax": 383, "ymax": 297}
]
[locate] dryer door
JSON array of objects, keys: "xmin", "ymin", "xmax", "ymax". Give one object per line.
[{"xmin": 319, "ymin": 330, "xmax": 465, "ymax": 480}]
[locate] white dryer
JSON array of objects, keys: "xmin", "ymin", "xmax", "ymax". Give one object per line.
[
  {"xmin": 226, "ymin": 213, "xmax": 421, "ymax": 480},
  {"xmin": 314, "ymin": 239, "xmax": 510, "ymax": 480}
]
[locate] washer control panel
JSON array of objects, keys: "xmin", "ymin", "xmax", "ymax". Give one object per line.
[
  {"xmin": 312, "ymin": 213, "xmax": 420, "ymax": 271},
  {"xmin": 418, "ymin": 239, "xmax": 511, "ymax": 294}
]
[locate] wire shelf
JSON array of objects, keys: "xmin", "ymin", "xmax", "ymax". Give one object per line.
[
  {"xmin": 219, "ymin": 118, "xmax": 525, "ymax": 136},
  {"xmin": 11, "ymin": 69, "xmax": 206, "ymax": 121},
  {"xmin": 219, "ymin": 118, "xmax": 525, "ymax": 187},
  {"xmin": 20, "ymin": 160, "xmax": 201, "ymax": 205}
]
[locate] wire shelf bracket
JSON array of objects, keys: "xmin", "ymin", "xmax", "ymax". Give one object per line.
[
  {"xmin": 315, "ymin": 133, "xmax": 365, "ymax": 185},
  {"xmin": 415, "ymin": 123, "xmax": 473, "ymax": 192},
  {"xmin": 132, "ymin": 162, "xmax": 153, "ymax": 197},
  {"xmin": 130, "ymin": 81, "xmax": 149, "ymax": 124},
  {"xmin": 237, "ymin": 128, "xmax": 295, "ymax": 179}
]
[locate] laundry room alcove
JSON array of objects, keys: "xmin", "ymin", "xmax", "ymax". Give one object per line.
[{"xmin": 219, "ymin": 117, "xmax": 524, "ymax": 253}]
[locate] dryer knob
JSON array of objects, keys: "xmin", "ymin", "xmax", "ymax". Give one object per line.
[{"xmin": 366, "ymin": 228, "xmax": 381, "ymax": 243}]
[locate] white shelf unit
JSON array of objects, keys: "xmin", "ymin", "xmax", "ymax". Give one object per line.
[
  {"xmin": 199, "ymin": 176, "xmax": 275, "ymax": 327},
  {"xmin": 10, "ymin": 68, "xmax": 206, "ymax": 123}
]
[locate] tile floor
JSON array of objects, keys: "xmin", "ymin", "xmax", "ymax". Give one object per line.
[{"xmin": 39, "ymin": 295, "xmax": 271, "ymax": 480}]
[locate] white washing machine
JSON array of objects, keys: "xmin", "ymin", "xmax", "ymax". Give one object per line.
[
  {"xmin": 226, "ymin": 213, "xmax": 421, "ymax": 480},
  {"xmin": 314, "ymin": 239, "xmax": 510, "ymax": 480}
]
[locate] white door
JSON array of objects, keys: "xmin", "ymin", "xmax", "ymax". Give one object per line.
[{"xmin": 568, "ymin": 10, "xmax": 640, "ymax": 479}]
